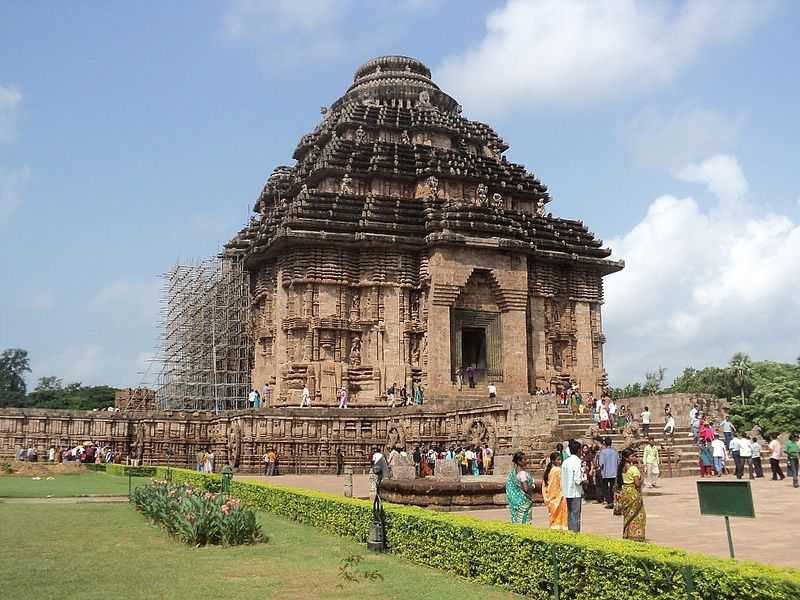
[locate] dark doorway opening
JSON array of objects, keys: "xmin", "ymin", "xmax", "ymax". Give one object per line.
[{"xmin": 462, "ymin": 327, "xmax": 487, "ymax": 374}]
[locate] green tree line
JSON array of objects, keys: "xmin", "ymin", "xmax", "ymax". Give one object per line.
[
  {"xmin": 0, "ymin": 348, "xmax": 116, "ymax": 410},
  {"xmin": 614, "ymin": 352, "xmax": 800, "ymax": 434}
]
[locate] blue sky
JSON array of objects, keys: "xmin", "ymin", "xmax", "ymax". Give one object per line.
[{"xmin": 1, "ymin": 1, "xmax": 799, "ymax": 389}]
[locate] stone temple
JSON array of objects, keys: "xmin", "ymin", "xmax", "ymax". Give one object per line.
[
  {"xmin": 1, "ymin": 56, "xmax": 646, "ymax": 473},
  {"xmin": 227, "ymin": 55, "xmax": 623, "ymax": 406}
]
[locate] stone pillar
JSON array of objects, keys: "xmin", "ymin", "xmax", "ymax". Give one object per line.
[
  {"xmin": 343, "ymin": 466, "xmax": 353, "ymax": 497},
  {"xmin": 426, "ymin": 303, "xmax": 452, "ymax": 395},
  {"xmin": 573, "ymin": 301, "xmax": 593, "ymax": 391},
  {"xmin": 500, "ymin": 308, "xmax": 529, "ymax": 393},
  {"xmin": 368, "ymin": 472, "xmax": 378, "ymax": 501}
]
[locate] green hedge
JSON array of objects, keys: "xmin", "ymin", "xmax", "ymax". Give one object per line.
[
  {"xmin": 105, "ymin": 464, "xmax": 158, "ymax": 478},
  {"xmin": 130, "ymin": 466, "xmax": 800, "ymax": 599}
]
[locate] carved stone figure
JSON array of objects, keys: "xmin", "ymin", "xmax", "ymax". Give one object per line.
[
  {"xmin": 300, "ymin": 183, "xmax": 309, "ymax": 199},
  {"xmin": 425, "ymin": 175, "xmax": 439, "ymax": 199},
  {"xmin": 476, "ymin": 183, "xmax": 488, "ymax": 206},
  {"xmin": 259, "ymin": 199, "xmax": 268, "ymax": 215},
  {"xmin": 410, "ymin": 292, "xmax": 420, "ymax": 319},
  {"xmin": 535, "ymin": 198, "xmax": 546, "ymax": 217},
  {"xmin": 132, "ymin": 422, "xmax": 146, "ymax": 462},
  {"xmin": 491, "ymin": 193, "xmax": 503, "ymax": 209},
  {"xmin": 354, "ymin": 125, "xmax": 365, "ymax": 144},
  {"xmin": 467, "ymin": 420, "xmax": 489, "ymax": 446},
  {"xmin": 410, "ymin": 336, "xmax": 420, "ymax": 364},
  {"xmin": 340, "ymin": 173, "xmax": 353, "ymax": 194},
  {"xmin": 350, "ymin": 336, "xmax": 361, "ymax": 366},
  {"xmin": 400, "ymin": 130, "xmax": 410, "ymax": 145},
  {"xmin": 418, "ymin": 90, "xmax": 431, "ymax": 107}
]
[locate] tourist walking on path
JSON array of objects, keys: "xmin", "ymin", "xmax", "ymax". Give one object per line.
[
  {"xmin": 616, "ymin": 404, "xmax": 628, "ymax": 430},
  {"xmin": 618, "ymin": 448, "xmax": 646, "ymax": 542},
  {"xmin": 785, "ymin": 434, "xmax": 799, "ymax": 488},
  {"xmin": 738, "ymin": 434, "xmax": 754, "ymax": 479},
  {"xmin": 338, "ymin": 387, "xmax": 349, "ymax": 409},
  {"xmin": 205, "ymin": 450, "xmax": 215, "ymax": 473},
  {"xmin": 597, "ymin": 437, "xmax": 619, "ymax": 508},
  {"xmin": 301, "ymin": 385, "xmax": 311, "ymax": 407},
  {"xmin": 750, "ymin": 437, "xmax": 764, "ymax": 478},
  {"xmin": 267, "ymin": 449, "xmax": 277, "ymax": 476},
  {"xmin": 488, "ymin": 381, "xmax": 497, "ymax": 399},
  {"xmin": 719, "ymin": 416, "xmax": 735, "ymax": 446},
  {"xmin": 543, "ymin": 452, "xmax": 568, "ymax": 530},
  {"xmin": 767, "ymin": 434, "xmax": 785, "ymax": 480},
  {"xmin": 506, "ymin": 451, "xmax": 534, "ymax": 524},
  {"xmin": 640, "ymin": 406, "xmax": 650, "ymax": 437},
  {"xmin": 711, "ymin": 435, "xmax": 727, "ymax": 476},
  {"xmin": 456, "ymin": 368, "xmax": 463, "ymax": 391},
  {"xmin": 248, "ymin": 389, "xmax": 257, "ymax": 409},
  {"xmin": 642, "ymin": 438, "xmax": 660, "ymax": 488},
  {"xmin": 196, "ymin": 450, "xmax": 206, "ymax": 472},
  {"xmin": 608, "ymin": 400, "xmax": 617, "ymax": 431},
  {"xmin": 599, "ymin": 403, "xmax": 610, "ymax": 431},
  {"xmin": 467, "ymin": 365, "xmax": 476, "ymax": 388},
  {"xmin": 414, "ymin": 385, "xmax": 424, "ymax": 405},
  {"xmin": 262, "ymin": 451, "xmax": 270, "ymax": 475},
  {"xmin": 561, "ymin": 440, "xmax": 585, "ymax": 532},
  {"xmin": 482, "ymin": 444, "xmax": 494, "ymax": 475},
  {"xmin": 700, "ymin": 418, "xmax": 716, "ymax": 443}
]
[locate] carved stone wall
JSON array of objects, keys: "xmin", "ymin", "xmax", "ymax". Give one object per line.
[{"xmin": 0, "ymin": 398, "xmax": 558, "ymax": 474}]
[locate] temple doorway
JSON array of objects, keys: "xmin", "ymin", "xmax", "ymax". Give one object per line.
[{"xmin": 461, "ymin": 328, "xmax": 486, "ymax": 373}]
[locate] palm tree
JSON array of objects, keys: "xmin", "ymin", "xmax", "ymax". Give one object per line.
[{"xmin": 729, "ymin": 353, "xmax": 753, "ymax": 405}]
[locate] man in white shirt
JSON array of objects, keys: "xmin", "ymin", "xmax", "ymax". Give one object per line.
[
  {"xmin": 750, "ymin": 437, "xmax": 764, "ymax": 478},
  {"xmin": 767, "ymin": 435, "xmax": 785, "ymax": 480},
  {"xmin": 371, "ymin": 448, "xmax": 388, "ymax": 484},
  {"xmin": 640, "ymin": 406, "xmax": 651, "ymax": 436},
  {"xmin": 301, "ymin": 385, "xmax": 311, "ymax": 407},
  {"xmin": 561, "ymin": 439, "xmax": 585, "ymax": 532},
  {"xmin": 689, "ymin": 404, "xmax": 699, "ymax": 422},
  {"xmin": 728, "ymin": 435, "xmax": 742, "ymax": 478},
  {"xmin": 711, "ymin": 435, "xmax": 727, "ymax": 476},
  {"xmin": 248, "ymin": 389, "xmax": 257, "ymax": 408},
  {"xmin": 738, "ymin": 435, "xmax": 753, "ymax": 479},
  {"xmin": 488, "ymin": 382, "xmax": 497, "ymax": 399}
]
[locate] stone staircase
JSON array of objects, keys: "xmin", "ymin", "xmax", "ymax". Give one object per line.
[{"xmin": 555, "ymin": 406, "xmax": 701, "ymax": 478}]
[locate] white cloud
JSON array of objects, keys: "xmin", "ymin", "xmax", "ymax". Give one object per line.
[
  {"xmin": 222, "ymin": 0, "xmax": 349, "ymax": 62},
  {"xmin": 63, "ymin": 345, "xmax": 104, "ymax": 383},
  {"xmin": 604, "ymin": 156, "xmax": 800, "ymax": 385},
  {"xmin": 0, "ymin": 167, "xmax": 32, "ymax": 226},
  {"xmin": 93, "ymin": 278, "xmax": 160, "ymax": 324},
  {"xmin": 675, "ymin": 154, "xmax": 748, "ymax": 208},
  {"xmin": 627, "ymin": 105, "xmax": 744, "ymax": 170},
  {"xmin": 436, "ymin": 0, "xmax": 773, "ymax": 115},
  {"xmin": 0, "ymin": 84, "xmax": 22, "ymax": 143}
]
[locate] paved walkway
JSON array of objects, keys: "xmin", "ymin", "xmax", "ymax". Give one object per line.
[{"xmin": 239, "ymin": 473, "xmax": 800, "ymax": 568}]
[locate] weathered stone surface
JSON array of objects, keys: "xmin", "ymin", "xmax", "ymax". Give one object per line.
[
  {"xmin": 434, "ymin": 458, "xmax": 461, "ymax": 481},
  {"xmin": 493, "ymin": 455, "xmax": 513, "ymax": 478},
  {"xmin": 389, "ymin": 465, "xmax": 416, "ymax": 480}
]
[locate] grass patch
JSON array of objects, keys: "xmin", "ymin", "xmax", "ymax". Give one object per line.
[
  {"xmin": 0, "ymin": 471, "xmax": 151, "ymax": 497},
  {"xmin": 0, "ymin": 502, "xmax": 520, "ymax": 600}
]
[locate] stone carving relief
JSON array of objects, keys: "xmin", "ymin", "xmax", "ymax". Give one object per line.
[
  {"xmin": 417, "ymin": 90, "xmax": 431, "ymax": 107},
  {"xmin": 400, "ymin": 130, "xmax": 410, "ymax": 145},
  {"xmin": 340, "ymin": 174, "xmax": 353, "ymax": 194},
  {"xmin": 385, "ymin": 423, "xmax": 407, "ymax": 452},
  {"xmin": 491, "ymin": 193, "xmax": 503, "ymax": 209},
  {"xmin": 425, "ymin": 176, "xmax": 439, "ymax": 199},
  {"xmin": 133, "ymin": 422, "xmax": 146, "ymax": 462},
  {"xmin": 476, "ymin": 183, "xmax": 488, "ymax": 206},
  {"xmin": 535, "ymin": 199, "xmax": 546, "ymax": 217},
  {"xmin": 227, "ymin": 421, "xmax": 242, "ymax": 467},
  {"xmin": 350, "ymin": 335, "xmax": 361, "ymax": 366},
  {"xmin": 354, "ymin": 125, "xmax": 365, "ymax": 144}
]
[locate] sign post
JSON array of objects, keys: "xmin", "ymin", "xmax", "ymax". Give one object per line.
[{"xmin": 696, "ymin": 480, "xmax": 755, "ymax": 559}]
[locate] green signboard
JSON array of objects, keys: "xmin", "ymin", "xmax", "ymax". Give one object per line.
[{"xmin": 697, "ymin": 480, "xmax": 755, "ymax": 518}]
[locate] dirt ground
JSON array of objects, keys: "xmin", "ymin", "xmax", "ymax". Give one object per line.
[{"xmin": 2, "ymin": 460, "xmax": 86, "ymax": 477}]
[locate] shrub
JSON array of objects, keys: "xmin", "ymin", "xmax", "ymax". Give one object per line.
[
  {"xmin": 155, "ymin": 467, "xmax": 800, "ymax": 600},
  {"xmin": 131, "ymin": 480, "xmax": 263, "ymax": 547},
  {"xmin": 106, "ymin": 464, "xmax": 157, "ymax": 478}
]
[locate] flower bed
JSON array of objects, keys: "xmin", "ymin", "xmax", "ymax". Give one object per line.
[{"xmin": 130, "ymin": 480, "xmax": 263, "ymax": 546}]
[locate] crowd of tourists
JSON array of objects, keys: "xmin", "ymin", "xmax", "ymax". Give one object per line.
[
  {"xmin": 16, "ymin": 442, "xmax": 116, "ymax": 465},
  {"xmin": 507, "ymin": 438, "xmax": 647, "ymax": 541},
  {"xmin": 369, "ymin": 444, "xmax": 495, "ymax": 481}
]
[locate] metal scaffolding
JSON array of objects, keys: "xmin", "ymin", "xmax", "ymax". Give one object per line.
[{"xmin": 155, "ymin": 255, "xmax": 252, "ymax": 412}]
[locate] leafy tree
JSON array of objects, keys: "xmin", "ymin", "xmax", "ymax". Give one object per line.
[
  {"xmin": 729, "ymin": 361, "xmax": 800, "ymax": 435},
  {"xmin": 0, "ymin": 348, "xmax": 31, "ymax": 407},
  {"xmin": 35, "ymin": 376, "xmax": 63, "ymax": 391},
  {"xmin": 668, "ymin": 366, "xmax": 734, "ymax": 399},
  {"xmin": 642, "ymin": 366, "xmax": 666, "ymax": 396},
  {"xmin": 611, "ymin": 383, "xmax": 642, "ymax": 398},
  {"xmin": 728, "ymin": 352, "xmax": 753, "ymax": 405},
  {"xmin": 23, "ymin": 384, "xmax": 116, "ymax": 410}
]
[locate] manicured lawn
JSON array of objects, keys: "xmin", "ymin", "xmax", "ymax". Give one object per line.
[
  {"xmin": 0, "ymin": 471, "xmax": 151, "ymax": 497},
  {"xmin": 0, "ymin": 502, "xmax": 520, "ymax": 600}
]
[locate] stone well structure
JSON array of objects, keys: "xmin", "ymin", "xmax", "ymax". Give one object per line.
[{"xmin": 228, "ymin": 55, "xmax": 623, "ymax": 406}]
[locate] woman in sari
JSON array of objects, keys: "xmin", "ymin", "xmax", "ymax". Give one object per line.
[
  {"xmin": 617, "ymin": 448, "xmax": 646, "ymax": 541},
  {"xmin": 543, "ymin": 452, "xmax": 568, "ymax": 530},
  {"xmin": 506, "ymin": 451, "xmax": 534, "ymax": 524},
  {"xmin": 700, "ymin": 419, "xmax": 716, "ymax": 443},
  {"xmin": 699, "ymin": 441, "xmax": 714, "ymax": 476}
]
